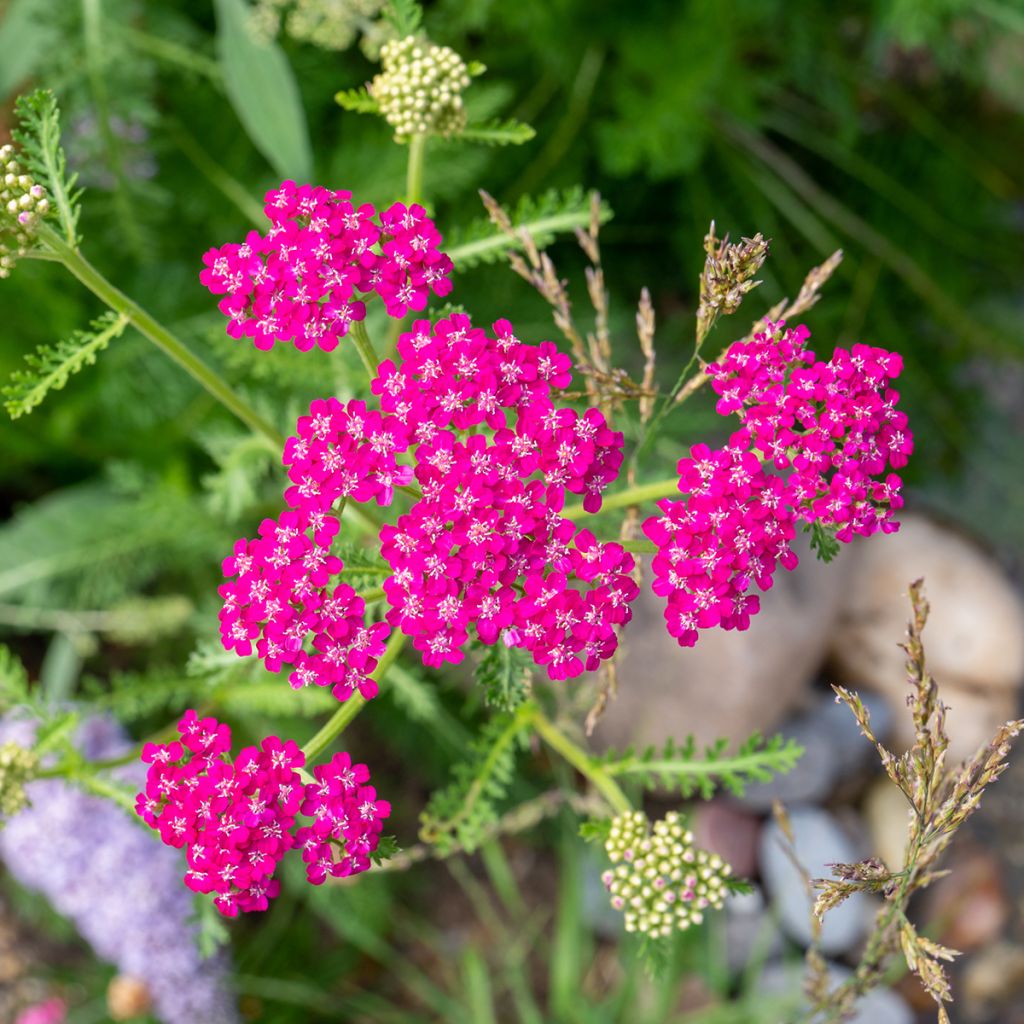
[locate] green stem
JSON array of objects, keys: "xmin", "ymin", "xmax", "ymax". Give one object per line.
[
  {"xmin": 349, "ymin": 319, "xmax": 380, "ymax": 379},
  {"xmin": 562, "ymin": 477, "xmax": 680, "ymax": 519},
  {"xmin": 300, "ymin": 631, "xmax": 406, "ymax": 762},
  {"xmin": 36, "ymin": 223, "xmax": 285, "ymax": 447},
  {"xmin": 406, "ymin": 134, "xmax": 427, "ymax": 206},
  {"xmin": 528, "ymin": 706, "xmax": 631, "ymax": 814}
]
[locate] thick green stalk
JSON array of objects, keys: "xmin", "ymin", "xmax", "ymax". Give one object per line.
[
  {"xmin": 406, "ymin": 133, "xmax": 427, "ymax": 206},
  {"xmin": 300, "ymin": 631, "xmax": 406, "ymax": 762},
  {"xmin": 349, "ymin": 318, "xmax": 381, "ymax": 378},
  {"xmin": 562, "ymin": 477, "xmax": 680, "ymax": 519},
  {"xmin": 528, "ymin": 706, "xmax": 631, "ymax": 814},
  {"xmin": 36, "ymin": 223, "xmax": 285, "ymax": 447}
]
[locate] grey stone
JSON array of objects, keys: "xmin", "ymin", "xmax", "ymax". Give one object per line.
[
  {"xmin": 759, "ymin": 806, "xmax": 872, "ymax": 955},
  {"xmin": 594, "ymin": 533, "xmax": 852, "ymax": 755},
  {"xmin": 758, "ymin": 962, "xmax": 913, "ymax": 1023},
  {"xmin": 738, "ymin": 691, "xmax": 890, "ymax": 811}
]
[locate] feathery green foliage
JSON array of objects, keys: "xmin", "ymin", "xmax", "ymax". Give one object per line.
[
  {"xmin": 598, "ymin": 732, "xmax": 804, "ymax": 799},
  {"xmin": 473, "ymin": 640, "xmax": 532, "ymax": 711},
  {"xmin": 452, "ymin": 118, "xmax": 536, "ymax": 147},
  {"xmin": 3, "ymin": 312, "xmax": 129, "ymax": 419},
  {"xmin": 420, "ymin": 706, "xmax": 532, "ymax": 854},
  {"xmin": 11, "ymin": 88, "xmax": 81, "ymax": 244},
  {"xmin": 384, "ymin": 0, "xmax": 422, "ymax": 38},
  {"xmin": 445, "ymin": 187, "xmax": 611, "ymax": 270},
  {"xmin": 0, "ymin": 644, "xmax": 30, "ymax": 709},
  {"xmin": 334, "ymin": 86, "xmax": 380, "ymax": 115},
  {"xmin": 807, "ymin": 521, "xmax": 841, "ymax": 564}
]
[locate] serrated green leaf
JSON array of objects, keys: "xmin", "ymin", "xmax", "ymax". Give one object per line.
[
  {"xmin": 473, "ymin": 641, "xmax": 532, "ymax": 711},
  {"xmin": 214, "ymin": 0, "xmax": 313, "ymax": 180},
  {"xmin": 807, "ymin": 520, "xmax": 841, "ymax": 563},
  {"xmin": 370, "ymin": 834, "xmax": 400, "ymax": 865},
  {"xmin": 3, "ymin": 312, "xmax": 128, "ymax": 419},
  {"xmin": 579, "ymin": 817, "xmax": 612, "ymax": 843},
  {"xmin": 599, "ymin": 731, "xmax": 804, "ymax": 799},
  {"xmin": 12, "ymin": 89, "xmax": 81, "ymax": 243},
  {"xmin": 452, "ymin": 118, "xmax": 536, "ymax": 147},
  {"xmin": 445, "ymin": 187, "xmax": 612, "ymax": 270},
  {"xmin": 384, "ymin": 0, "xmax": 423, "ymax": 37},
  {"xmin": 335, "ymin": 87, "xmax": 380, "ymax": 115}
]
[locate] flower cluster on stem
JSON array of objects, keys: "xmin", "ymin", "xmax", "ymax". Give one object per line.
[{"xmin": 1, "ymin": 145, "xmax": 49, "ymax": 278}]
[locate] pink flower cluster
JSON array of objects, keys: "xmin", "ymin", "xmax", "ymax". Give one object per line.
[
  {"xmin": 645, "ymin": 321, "xmax": 911, "ymax": 648},
  {"xmin": 219, "ymin": 505, "xmax": 390, "ymax": 702},
  {"xmin": 707, "ymin": 321, "xmax": 910, "ymax": 541},
  {"xmin": 136, "ymin": 712, "xmax": 389, "ymax": 916},
  {"xmin": 200, "ymin": 181, "xmax": 453, "ymax": 352},
  {"xmin": 219, "ymin": 313, "xmax": 635, "ymax": 683},
  {"xmin": 643, "ymin": 444, "xmax": 798, "ymax": 647},
  {"xmin": 295, "ymin": 752, "xmax": 391, "ymax": 884}
]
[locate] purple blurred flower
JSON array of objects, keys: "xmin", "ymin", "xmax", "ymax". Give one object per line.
[{"xmin": 0, "ymin": 716, "xmax": 238, "ymax": 1024}]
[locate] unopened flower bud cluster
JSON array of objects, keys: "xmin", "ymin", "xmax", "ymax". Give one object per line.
[
  {"xmin": 0, "ymin": 145, "xmax": 49, "ymax": 279},
  {"xmin": 0, "ymin": 742, "xmax": 39, "ymax": 821},
  {"xmin": 250, "ymin": 0, "xmax": 388, "ymax": 54},
  {"xmin": 371, "ymin": 36, "xmax": 471, "ymax": 141},
  {"xmin": 601, "ymin": 810, "xmax": 731, "ymax": 937}
]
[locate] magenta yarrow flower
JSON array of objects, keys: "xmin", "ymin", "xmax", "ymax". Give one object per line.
[
  {"xmin": 294, "ymin": 752, "xmax": 390, "ymax": 884},
  {"xmin": 645, "ymin": 321, "xmax": 911, "ymax": 649},
  {"xmin": 220, "ymin": 313, "xmax": 635, "ymax": 684},
  {"xmin": 136, "ymin": 712, "xmax": 388, "ymax": 916},
  {"xmin": 200, "ymin": 181, "xmax": 453, "ymax": 351}
]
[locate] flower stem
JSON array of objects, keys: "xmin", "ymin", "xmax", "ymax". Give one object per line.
[
  {"xmin": 36, "ymin": 223, "xmax": 285, "ymax": 448},
  {"xmin": 300, "ymin": 631, "xmax": 406, "ymax": 763},
  {"xmin": 528, "ymin": 705, "xmax": 632, "ymax": 814},
  {"xmin": 349, "ymin": 318, "xmax": 381, "ymax": 379},
  {"xmin": 562, "ymin": 477, "xmax": 680, "ymax": 519},
  {"xmin": 406, "ymin": 133, "xmax": 427, "ymax": 206}
]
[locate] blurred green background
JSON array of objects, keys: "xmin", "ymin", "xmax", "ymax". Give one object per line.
[{"xmin": 0, "ymin": 0, "xmax": 1022, "ymax": 1020}]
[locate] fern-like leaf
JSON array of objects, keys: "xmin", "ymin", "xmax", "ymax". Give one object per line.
[
  {"xmin": 0, "ymin": 643, "xmax": 30, "ymax": 709},
  {"xmin": 384, "ymin": 0, "xmax": 422, "ymax": 37},
  {"xmin": 473, "ymin": 640, "xmax": 532, "ymax": 711},
  {"xmin": 451, "ymin": 118, "xmax": 536, "ymax": 147},
  {"xmin": 598, "ymin": 731, "xmax": 804, "ymax": 800},
  {"xmin": 3, "ymin": 312, "xmax": 128, "ymax": 419},
  {"xmin": 12, "ymin": 89, "xmax": 81, "ymax": 244},
  {"xmin": 806, "ymin": 521, "xmax": 841, "ymax": 564},
  {"xmin": 419, "ymin": 706, "xmax": 532, "ymax": 855},
  {"xmin": 445, "ymin": 187, "xmax": 612, "ymax": 270},
  {"xmin": 335, "ymin": 87, "xmax": 380, "ymax": 115}
]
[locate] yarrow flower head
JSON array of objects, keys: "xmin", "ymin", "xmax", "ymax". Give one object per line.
[
  {"xmin": 645, "ymin": 320, "xmax": 911, "ymax": 649},
  {"xmin": 708, "ymin": 320, "xmax": 910, "ymax": 540},
  {"xmin": 200, "ymin": 181, "xmax": 453, "ymax": 350},
  {"xmin": 0, "ymin": 144, "xmax": 49, "ymax": 279},
  {"xmin": 138, "ymin": 711, "xmax": 305, "ymax": 916},
  {"xmin": 220, "ymin": 312, "xmax": 637, "ymax": 683},
  {"xmin": 137, "ymin": 712, "xmax": 389, "ymax": 916},
  {"xmin": 643, "ymin": 443, "xmax": 798, "ymax": 648},
  {"xmin": 0, "ymin": 714, "xmax": 239, "ymax": 1023},
  {"xmin": 371, "ymin": 35, "xmax": 472, "ymax": 141},
  {"xmin": 602, "ymin": 810, "xmax": 732, "ymax": 937},
  {"xmin": 0, "ymin": 742, "xmax": 39, "ymax": 821},
  {"xmin": 294, "ymin": 751, "xmax": 390, "ymax": 884}
]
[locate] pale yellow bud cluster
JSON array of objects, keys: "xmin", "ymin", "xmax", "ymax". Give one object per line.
[
  {"xmin": 601, "ymin": 810, "xmax": 731, "ymax": 938},
  {"xmin": 0, "ymin": 144, "xmax": 49, "ymax": 279},
  {"xmin": 250, "ymin": 0, "xmax": 389, "ymax": 55},
  {"xmin": 0, "ymin": 742, "xmax": 39, "ymax": 822},
  {"xmin": 370, "ymin": 35, "xmax": 471, "ymax": 142}
]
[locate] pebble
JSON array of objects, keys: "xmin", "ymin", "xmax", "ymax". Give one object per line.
[
  {"xmin": 759, "ymin": 806, "xmax": 872, "ymax": 955},
  {"xmin": 830, "ymin": 513, "xmax": 1024, "ymax": 761},
  {"xmin": 594, "ymin": 535, "xmax": 851, "ymax": 753},
  {"xmin": 692, "ymin": 800, "xmax": 761, "ymax": 877},
  {"xmin": 863, "ymin": 778, "xmax": 911, "ymax": 872},
  {"xmin": 738, "ymin": 691, "xmax": 891, "ymax": 811},
  {"xmin": 758, "ymin": 961, "xmax": 913, "ymax": 1023}
]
